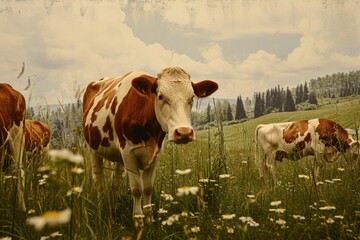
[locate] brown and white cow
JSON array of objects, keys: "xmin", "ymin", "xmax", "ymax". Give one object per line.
[
  {"xmin": 24, "ymin": 119, "xmax": 51, "ymax": 155},
  {"xmin": 83, "ymin": 67, "xmax": 218, "ymax": 228},
  {"xmin": 255, "ymin": 118, "xmax": 359, "ymax": 180},
  {"xmin": 0, "ymin": 83, "xmax": 26, "ymax": 211}
]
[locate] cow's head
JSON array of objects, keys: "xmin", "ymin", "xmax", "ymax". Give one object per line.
[{"xmin": 132, "ymin": 67, "xmax": 218, "ymax": 144}]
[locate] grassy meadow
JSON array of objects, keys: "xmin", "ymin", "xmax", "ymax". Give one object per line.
[{"xmin": 1, "ymin": 96, "xmax": 360, "ymax": 240}]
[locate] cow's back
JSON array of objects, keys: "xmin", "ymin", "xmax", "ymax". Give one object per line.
[{"xmin": 83, "ymin": 71, "xmax": 147, "ymax": 160}]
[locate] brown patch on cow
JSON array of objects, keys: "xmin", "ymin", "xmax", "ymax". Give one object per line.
[
  {"xmin": 293, "ymin": 132, "xmax": 312, "ymax": 152},
  {"xmin": 84, "ymin": 124, "xmax": 102, "ymax": 150},
  {"xmin": 283, "ymin": 120, "xmax": 309, "ymax": 143},
  {"xmin": 103, "ymin": 116, "xmax": 114, "ymax": 141},
  {"xmin": 24, "ymin": 120, "xmax": 51, "ymax": 152},
  {"xmin": 316, "ymin": 118, "xmax": 351, "ymax": 152},
  {"xmin": 101, "ymin": 137, "xmax": 110, "ymax": 147},
  {"xmin": 114, "ymin": 76, "xmax": 164, "ymax": 149},
  {"xmin": 0, "ymin": 84, "xmax": 26, "ymax": 146}
]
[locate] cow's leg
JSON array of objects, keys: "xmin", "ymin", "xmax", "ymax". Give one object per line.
[
  {"xmin": 142, "ymin": 160, "xmax": 159, "ymax": 224},
  {"xmin": 9, "ymin": 125, "xmax": 26, "ymax": 212},
  {"xmin": 90, "ymin": 151, "xmax": 105, "ymax": 193},
  {"xmin": 126, "ymin": 169, "xmax": 144, "ymax": 229},
  {"xmin": 111, "ymin": 162, "xmax": 125, "ymax": 193},
  {"xmin": 261, "ymin": 152, "xmax": 276, "ymax": 182}
]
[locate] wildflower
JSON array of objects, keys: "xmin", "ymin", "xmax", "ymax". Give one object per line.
[
  {"xmin": 316, "ymin": 181, "xmax": 324, "ymax": 185},
  {"xmin": 337, "ymin": 167, "xmax": 345, "ymax": 171},
  {"xmin": 219, "ymin": 174, "xmax": 231, "ymax": 179},
  {"xmin": 326, "ymin": 218, "xmax": 335, "ymax": 224},
  {"xmin": 66, "ymin": 186, "xmax": 83, "ymax": 196},
  {"xmin": 40, "ymin": 231, "xmax": 62, "ymax": 240},
  {"xmin": 334, "ymin": 215, "xmax": 344, "ymax": 220},
  {"xmin": 49, "ymin": 149, "xmax": 83, "ymax": 165},
  {"xmin": 270, "ymin": 200, "xmax": 282, "ymax": 206},
  {"xmin": 292, "ymin": 215, "xmax": 306, "ymax": 220},
  {"xmin": 160, "ymin": 192, "xmax": 174, "ymax": 201},
  {"xmin": 161, "ymin": 214, "xmax": 179, "ymax": 226},
  {"xmin": 248, "ymin": 220, "xmax": 260, "ymax": 227},
  {"xmin": 247, "ymin": 195, "xmax": 255, "ymax": 199},
  {"xmin": 239, "ymin": 216, "xmax": 259, "ymax": 227},
  {"xmin": 199, "ymin": 179, "xmax": 209, "ymax": 183},
  {"xmin": 158, "ymin": 208, "xmax": 168, "ymax": 214},
  {"xmin": 332, "ymin": 178, "xmax": 341, "ymax": 182},
  {"xmin": 325, "ymin": 179, "xmax": 334, "ymax": 184},
  {"xmin": 27, "ymin": 208, "xmax": 72, "ymax": 231},
  {"xmin": 241, "ymin": 160, "xmax": 247, "ymax": 164},
  {"xmin": 181, "ymin": 211, "xmax": 188, "ymax": 217},
  {"xmin": 269, "ymin": 208, "xmax": 286, "ymax": 214},
  {"xmin": 176, "ymin": 186, "xmax": 199, "ymax": 196},
  {"xmin": 298, "ymin": 174, "xmax": 310, "ymax": 179},
  {"xmin": 239, "ymin": 216, "xmax": 253, "ymax": 223},
  {"xmin": 191, "ymin": 226, "xmax": 200, "ymax": 233},
  {"xmin": 28, "ymin": 209, "xmax": 36, "ymax": 214},
  {"xmin": 227, "ymin": 227, "xmax": 234, "ymax": 234},
  {"xmin": 222, "ymin": 214, "xmax": 236, "ymax": 220},
  {"xmin": 175, "ymin": 169, "xmax": 191, "ymax": 175},
  {"xmin": 319, "ymin": 206, "xmax": 336, "ymax": 211},
  {"xmin": 71, "ymin": 167, "xmax": 84, "ymax": 174},
  {"xmin": 39, "ymin": 178, "xmax": 47, "ymax": 186},
  {"xmin": 0, "ymin": 237, "xmax": 12, "ymax": 240},
  {"xmin": 275, "ymin": 218, "xmax": 286, "ymax": 227}
]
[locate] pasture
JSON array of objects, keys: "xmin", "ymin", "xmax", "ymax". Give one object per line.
[{"xmin": 1, "ymin": 96, "xmax": 360, "ymax": 240}]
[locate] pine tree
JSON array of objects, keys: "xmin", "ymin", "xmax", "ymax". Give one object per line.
[
  {"xmin": 308, "ymin": 92, "xmax": 318, "ymax": 105},
  {"xmin": 303, "ymin": 81, "xmax": 309, "ymax": 101},
  {"xmin": 235, "ymin": 95, "xmax": 247, "ymax": 120},
  {"xmin": 284, "ymin": 87, "xmax": 296, "ymax": 112},
  {"xmin": 226, "ymin": 102, "xmax": 233, "ymax": 121}
]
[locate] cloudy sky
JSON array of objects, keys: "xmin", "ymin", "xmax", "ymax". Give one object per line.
[{"xmin": 1, "ymin": 0, "xmax": 359, "ymax": 107}]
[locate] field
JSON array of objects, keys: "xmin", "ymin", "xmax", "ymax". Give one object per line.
[{"xmin": 1, "ymin": 96, "xmax": 360, "ymax": 240}]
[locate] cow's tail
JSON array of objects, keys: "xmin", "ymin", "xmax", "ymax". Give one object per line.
[{"xmin": 254, "ymin": 125, "xmax": 262, "ymax": 166}]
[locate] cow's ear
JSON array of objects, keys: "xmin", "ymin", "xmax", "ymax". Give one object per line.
[
  {"xmin": 132, "ymin": 75, "xmax": 157, "ymax": 95},
  {"xmin": 192, "ymin": 80, "xmax": 218, "ymax": 98}
]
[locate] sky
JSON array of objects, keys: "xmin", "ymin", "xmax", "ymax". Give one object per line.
[{"xmin": 1, "ymin": 0, "xmax": 359, "ymax": 107}]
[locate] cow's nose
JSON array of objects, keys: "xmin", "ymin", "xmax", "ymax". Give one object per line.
[{"xmin": 174, "ymin": 127, "xmax": 194, "ymax": 144}]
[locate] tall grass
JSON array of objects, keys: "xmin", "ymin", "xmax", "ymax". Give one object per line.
[{"xmin": 1, "ymin": 96, "xmax": 360, "ymax": 239}]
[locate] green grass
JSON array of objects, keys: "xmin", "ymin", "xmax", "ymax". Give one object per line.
[{"xmin": 1, "ymin": 96, "xmax": 360, "ymax": 239}]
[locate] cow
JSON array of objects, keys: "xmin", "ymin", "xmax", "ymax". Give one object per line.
[
  {"xmin": 0, "ymin": 83, "xmax": 26, "ymax": 211},
  {"xmin": 24, "ymin": 119, "xmax": 51, "ymax": 154},
  {"xmin": 255, "ymin": 118, "xmax": 359, "ymax": 180},
  {"xmin": 82, "ymin": 67, "xmax": 218, "ymax": 229}
]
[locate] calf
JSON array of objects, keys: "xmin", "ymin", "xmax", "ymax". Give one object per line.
[
  {"xmin": 0, "ymin": 83, "xmax": 26, "ymax": 211},
  {"xmin": 83, "ymin": 67, "xmax": 218, "ymax": 228},
  {"xmin": 255, "ymin": 118, "xmax": 359, "ymax": 180}
]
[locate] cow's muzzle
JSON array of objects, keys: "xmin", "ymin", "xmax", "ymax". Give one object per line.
[{"xmin": 173, "ymin": 127, "xmax": 194, "ymax": 144}]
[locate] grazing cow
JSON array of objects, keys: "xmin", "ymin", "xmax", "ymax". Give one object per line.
[
  {"xmin": 255, "ymin": 118, "xmax": 359, "ymax": 180},
  {"xmin": 24, "ymin": 119, "xmax": 51, "ymax": 154},
  {"xmin": 83, "ymin": 67, "xmax": 218, "ymax": 228},
  {"xmin": 0, "ymin": 83, "xmax": 26, "ymax": 211}
]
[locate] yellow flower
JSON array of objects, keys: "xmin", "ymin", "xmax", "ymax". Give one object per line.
[
  {"xmin": 0, "ymin": 237, "xmax": 12, "ymax": 240},
  {"xmin": 161, "ymin": 214, "xmax": 179, "ymax": 226},
  {"xmin": 227, "ymin": 227, "xmax": 234, "ymax": 234},
  {"xmin": 27, "ymin": 208, "xmax": 71, "ymax": 231},
  {"xmin": 298, "ymin": 174, "xmax": 310, "ymax": 179},
  {"xmin": 160, "ymin": 192, "xmax": 174, "ymax": 201},
  {"xmin": 292, "ymin": 215, "xmax": 306, "ymax": 220},
  {"xmin": 71, "ymin": 167, "xmax": 84, "ymax": 174},
  {"xmin": 219, "ymin": 174, "xmax": 231, "ymax": 179}
]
